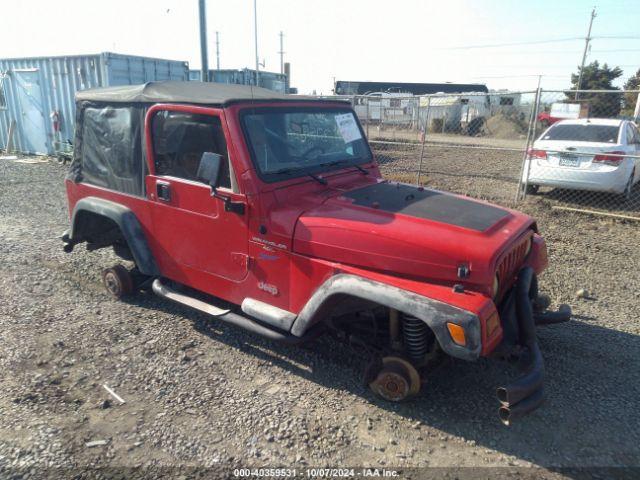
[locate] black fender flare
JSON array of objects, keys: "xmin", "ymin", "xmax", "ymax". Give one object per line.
[
  {"xmin": 69, "ymin": 197, "xmax": 160, "ymax": 277},
  {"xmin": 290, "ymin": 274, "xmax": 481, "ymax": 361}
]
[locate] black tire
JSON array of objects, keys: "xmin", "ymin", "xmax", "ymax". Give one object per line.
[
  {"xmin": 622, "ymin": 170, "xmax": 635, "ymax": 202},
  {"xmin": 526, "ymin": 184, "xmax": 540, "ymax": 195},
  {"xmin": 102, "ymin": 265, "xmax": 134, "ymax": 299}
]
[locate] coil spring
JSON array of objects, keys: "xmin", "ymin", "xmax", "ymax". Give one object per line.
[{"xmin": 402, "ymin": 314, "xmax": 429, "ymax": 362}]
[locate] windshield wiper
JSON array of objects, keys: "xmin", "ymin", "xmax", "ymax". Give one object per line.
[
  {"xmin": 270, "ymin": 167, "xmax": 328, "ymax": 185},
  {"xmin": 306, "ymin": 172, "xmax": 328, "ymax": 185},
  {"xmin": 320, "ymin": 159, "xmax": 369, "ymax": 175}
]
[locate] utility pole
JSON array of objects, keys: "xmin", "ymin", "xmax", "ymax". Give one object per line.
[
  {"xmin": 215, "ymin": 31, "xmax": 220, "ymax": 70},
  {"xmin": 575, "ymin": 7, "xmax": 596, "ymax": 100},
  {"xmin": 278, "ymin": 31, "xmax": 285, "ymax": 75},
  {"xmin": 254, "ymin": 0, "xmax": 259, "ymax": 86},
  {"xmin": 198, "ymin": 0, "xmax": 209, "ymax": 82}
]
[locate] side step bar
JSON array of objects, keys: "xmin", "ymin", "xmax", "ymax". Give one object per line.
[
  {"xmin": 152, "ymin": 279, "xmax": 320, "ymax": 345},
  {"xmin": 152, "ymin": 278, "xmax": 231, "ymax": 317}
]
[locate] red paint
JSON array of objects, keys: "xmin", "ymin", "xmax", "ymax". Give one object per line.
[
  {"xmin": 66, "ymin": 99, "xmax": 549, "ymax": 357},
  {"xmin": 537, "ymin": 111, "xmax": 565, "ymax": 127}
]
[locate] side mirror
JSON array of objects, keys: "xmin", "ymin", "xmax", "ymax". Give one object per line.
[
  {"xmin": 196, "ymin": 152, "xmax": 222, "ymax": 189},
  {"xmin": 195, "ymin": 152, "xmax": 245, "ymax": 215}
]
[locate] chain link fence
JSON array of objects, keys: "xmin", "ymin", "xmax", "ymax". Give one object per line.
[
  {"xmin": 332, "ymin": 89, "xmax": 640, "ymax": 221},
  {"xmin": 519, "ymin": 89, "xmax": 640, "ymax": 220},
  {"xmin": 346, "ymin": 91, "xmax": 538, "ymax": 206}
]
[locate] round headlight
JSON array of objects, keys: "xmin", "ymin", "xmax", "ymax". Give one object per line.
[
  {"xmin": 524, "ymin": 237, "xmax": 533, "ymax": 257},
  {"xmin": 492, "ymin": 274, "xmax": 500, "ymax": 300}
]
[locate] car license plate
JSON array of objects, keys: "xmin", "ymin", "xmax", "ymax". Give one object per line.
[{"xmin": 559, "ymin": 155, "xmax": 580, "ymax": 167}]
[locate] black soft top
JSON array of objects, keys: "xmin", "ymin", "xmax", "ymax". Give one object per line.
[{"xmin": 75, "ymin": 81, "xmax": 344, "ymax": 106}]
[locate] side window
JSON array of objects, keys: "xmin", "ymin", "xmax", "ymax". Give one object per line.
[
  {"xmin": 81, "ymin": 106, "xmax": 144, "ymax": 196},
  {"xmin": 151, "ymin": 111, "xmax": 231, "ymax": 189}
]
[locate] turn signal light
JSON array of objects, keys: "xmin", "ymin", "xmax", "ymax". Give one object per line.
[{"xmin": 446, "ymin": 322, "xmax": 466, "ymax": 346}]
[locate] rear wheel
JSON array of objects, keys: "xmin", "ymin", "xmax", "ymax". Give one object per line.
[
  {"xmin": 102, "ymin": 264, "xmax": 134, "ymax": 299},
  {"xmin": 525, "ymin": 184, "xmax": 540, "ymax": 195},
  {"xmin": 622, "ymin": 170, "xmax": 635, "ymax": 201}
]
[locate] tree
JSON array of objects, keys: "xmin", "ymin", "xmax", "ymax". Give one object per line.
[
  {"xmin": 622, "ymin": 69, "xmax": 640, "ymax": 117},
  {"xmin": 567, "ymin": 61, "xmax": 623, "ymax": 117}
]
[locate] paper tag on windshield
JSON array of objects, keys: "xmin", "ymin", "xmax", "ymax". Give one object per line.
[{"xmin": 335, "ymin": 113, "xmax": 362, "ymax": 143}]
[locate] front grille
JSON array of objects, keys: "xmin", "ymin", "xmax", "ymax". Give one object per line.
[{"xmin": 497, "ymin": 233, "xmax": 531, "ymax": 294}]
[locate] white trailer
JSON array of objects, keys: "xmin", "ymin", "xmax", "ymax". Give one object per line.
[{"xmin": 354, "ymin": 92, "xmax": 416, "ymax": 125}]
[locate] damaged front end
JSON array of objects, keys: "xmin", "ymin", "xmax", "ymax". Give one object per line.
[{"xmin": 494, "ymin": 266, "xmax": 571, "ymax": 425}]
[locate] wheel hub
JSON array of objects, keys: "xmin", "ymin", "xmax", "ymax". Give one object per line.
[
  {"xmin": 104, "ymin": 272, "xmax": 120, "ymax": 295},
  {"xmin": 371, "ymin": 371, "xmax": 410, "ymax": 401},
  {"xmin": 101, "ymin": 265, "xmax": 133, "ymax": 299},
  {"xmin": 368, "ymin": 356, "xmax": 421, "ymax": 402}
]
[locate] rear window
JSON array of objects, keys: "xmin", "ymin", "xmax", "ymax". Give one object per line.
[{"xmin": 541, "ymin": 124, "xmax": 620, "ymax": 143}]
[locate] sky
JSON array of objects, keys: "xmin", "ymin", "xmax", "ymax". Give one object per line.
[{"xmin": 1, "ymin": 0, "xmax": 639, "ymax": 94}]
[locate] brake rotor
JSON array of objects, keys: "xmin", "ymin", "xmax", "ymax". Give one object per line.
[
  {"xmin": 368, "ymin": 356, "xmax": 421, "ymax": 402},
  {"xmin": 101, "ymin": 265, "xmax": 133, "ymax": 299}
]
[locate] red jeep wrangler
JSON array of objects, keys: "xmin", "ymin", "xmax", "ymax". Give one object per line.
[{"xmin": 62, "ymin": 82, "xmax": 570, "ymax": 424}]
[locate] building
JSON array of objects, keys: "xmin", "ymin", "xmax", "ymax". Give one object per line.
[
  {"xmin": 0, "ymin": 52, "xmax": 189, "ymax": 155},
  {"xmin": 350, "ymin": 87, "xmax": 523, "ymax": 132},
  {"xmin": 334, "ymin": 80, "xmax": 489, "ymax": 96},
  {"xmin": 189, "ymin": 68, "xmax": 289, "ymax": 93}
]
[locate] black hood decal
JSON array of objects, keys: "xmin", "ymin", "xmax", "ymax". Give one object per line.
[{"xmin": 343, "ymin": 183, "xmax": 509, "ymax": 231}]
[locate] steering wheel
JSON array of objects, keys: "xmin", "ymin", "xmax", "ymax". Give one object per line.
[{"xmin": 301, "ymin": 146, "xmax": 326, "ymax": 161}]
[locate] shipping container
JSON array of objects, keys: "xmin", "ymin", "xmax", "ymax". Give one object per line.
[
  {"xmin": 189, "ymin": 68, "xmax": 288, "ymax": 93},
  {"xmin": 0, "ymin": 52, "xmax": 189, "ymax": 155}
]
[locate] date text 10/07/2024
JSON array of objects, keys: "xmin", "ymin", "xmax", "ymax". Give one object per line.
[{"xmin": 232, "ymin": 468, "xmax": 400, "ymax": 478}]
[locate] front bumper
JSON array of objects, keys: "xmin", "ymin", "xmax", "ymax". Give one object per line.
[{"xmin": 494, "ymin": 267, "xmax": 571, "ymax": 425}]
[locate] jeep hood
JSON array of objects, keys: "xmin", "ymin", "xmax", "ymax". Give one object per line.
[{"xmin": 293, "ymin": 182, "xmax": 534, "ymax": 288}]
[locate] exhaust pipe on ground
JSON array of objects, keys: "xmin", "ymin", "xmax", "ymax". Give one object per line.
[
  {"xmin": 496, "ymin": 267, "xmax": 546, "ymax": 424},
  {"xmin": 498, "ymin": 387, "xmax": 545, "ymax": 426},
  {"xmin": 496, "ymin": 342, "xmax": 543, "ymax": 406},
  {"xmin": 534, "ymin": 304, "xmax": 572, "ymax": 325}
]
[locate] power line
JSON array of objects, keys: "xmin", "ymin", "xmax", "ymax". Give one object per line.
[
  {"xmin": 469, "ymin": 48, "xmax": 640, "ymax": 55},
  {"xmin": 593, "ymin": 35, "xmax": 640, "ymax": 40},
  {"xmin": 592, "ymin": 48, "xmax": 640, "ymax": 53},
  {"xmin": 472, "ymin": 64, "xmax": 640, "ymax": 69},
  {"xmin": 440, "ymin": 37, "xmax": 583, "ymax": 50},
  {"xmin": 439, "ymin": 35, "xmax": 640, "ymax": 51},
  {"xmin": 471, "ymin": 74, "xmax": 568, "ymax": 79}
]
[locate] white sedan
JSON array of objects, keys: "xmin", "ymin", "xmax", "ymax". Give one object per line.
[{"xmin": 523, "ymin": 119, "xmax": 640, "ymax": 199}]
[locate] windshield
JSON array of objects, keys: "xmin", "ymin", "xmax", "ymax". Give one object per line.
[
  {"xmin": 541, "ymin": 124, "xmax": 620, "ymax": 143},
  {"xmin": 241, "ymin": 107, "xmax": 372, "ymax": 182}
]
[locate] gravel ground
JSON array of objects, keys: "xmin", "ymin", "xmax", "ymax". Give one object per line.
[
  {"xmin": 375, "ymin": 141, "xmax": 640, "ymax": 214},
  {"xmin": 0, "ymin": 157, "xmax": 639, "ymax": 478}
]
